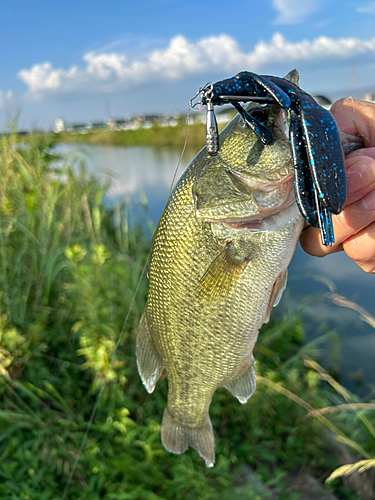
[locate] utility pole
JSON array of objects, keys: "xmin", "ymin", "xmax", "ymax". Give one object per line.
[
  {"xmin": 104, "ymin": 100, "xmax": 114, "ymax": 130},
  {"xmin": 350, "ymin": 61, "xmax": 357, "ymax": 92}
]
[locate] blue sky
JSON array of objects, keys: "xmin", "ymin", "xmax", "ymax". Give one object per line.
[{"xmin": 1, "ymin": 0, "xmax": 375, "ymax": 130}]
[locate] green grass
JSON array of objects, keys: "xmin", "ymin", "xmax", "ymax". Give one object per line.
[{"xmin": 0, "ymin": 132, "xmax": 373, "ymax": 499}]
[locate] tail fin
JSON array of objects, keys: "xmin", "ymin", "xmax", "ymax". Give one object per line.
[{"xmin": 161, "ymin": 407, "xmax": 215, "ymax": 467}]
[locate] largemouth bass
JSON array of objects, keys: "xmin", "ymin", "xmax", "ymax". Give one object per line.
[{"xmin": 136, "ymin": 102, "xmax": 304, "ymax": 467}]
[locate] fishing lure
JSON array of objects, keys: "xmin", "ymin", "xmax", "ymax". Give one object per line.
[{"xmin": 190, "ymin": 70, "xmax": 346, "ymax": 247}]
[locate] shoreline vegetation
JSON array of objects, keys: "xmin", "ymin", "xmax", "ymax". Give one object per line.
[
  {"xmin": 0, "ymin": 132, "xmax": 374, "ymax": 499},
  {"xmin": 53, "ymin": 120, "xmax": 229, "ymax": 148}
]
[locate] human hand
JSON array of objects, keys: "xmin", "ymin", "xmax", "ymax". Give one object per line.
[{"xmin": 299, "ymin": 98, "xmax": 375, "ymax": 273}]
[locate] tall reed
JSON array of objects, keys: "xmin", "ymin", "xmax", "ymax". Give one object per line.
[{"xmin": 0, "ymin": 133, "xmax": 372, "ymax": 499}]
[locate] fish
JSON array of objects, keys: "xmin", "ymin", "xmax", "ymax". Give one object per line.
[{"xmin": 136, "ymin": 100, "xmax": 305, "ymax": 467}]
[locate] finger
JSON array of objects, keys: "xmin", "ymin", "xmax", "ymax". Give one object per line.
[
  {"xmin": 300, "ymin": 186, "xmax": 375, "ymax": 257},
  {"xmin": 347, "ymin": 147, "xmax": 375, "ymax": 161},
  {"xmin": 346, "ymin": 155, "xmax": 375, "ymax": 205},
  {"xmin": 299, "ymin": 155, "xmax": 375, "ymax": 255},
  {"xmin": 331, "ymin": 98, "xmax": 375, "ymax": 147},
  {"xmin": 342, "ymin": 221, "xmax": 375, "ymax": 273},
  {"xmin": 299, "ymin": 226, "xmax": 333, "ymax": 256}
]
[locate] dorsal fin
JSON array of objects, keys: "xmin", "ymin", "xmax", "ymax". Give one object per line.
[{"xmin": 283, "ymin": 69, "xmax": 300, "ymax": 87}]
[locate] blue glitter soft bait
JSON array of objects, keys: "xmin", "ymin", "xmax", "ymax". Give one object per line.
[{"xmin": 191, "ymin": 69, "xmax": 355, "ymax": 247}]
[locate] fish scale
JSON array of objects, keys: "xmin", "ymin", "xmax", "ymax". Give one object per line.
[{"xmin": 136, "ymin": 108, "xmax": 304, "ymax": 466}]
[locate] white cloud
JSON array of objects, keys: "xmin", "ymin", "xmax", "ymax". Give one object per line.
[
  {"xmin": 357, "ymin": 2, "xmax": 375, "ymax": 14},
  {"xmin": 18, "ymin": 62, "xmax": 79, "ymax": 98},
  {"xmin": 271, "ymin": 0, "xmax": 323, "ymax": 24},
  {"xmin": 17, "ymin": 33, "xmax": 375, "ymax": 99},
  {"xmin": 83, "ymin": 52, "xmax": 128, "ymax": 79}
]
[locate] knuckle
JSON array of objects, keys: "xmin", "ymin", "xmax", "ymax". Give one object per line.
[
  {"xmin": 331, "ymin": 98, "xmax": 347, "ymax": 114},
  {"xmin": 342, "ymin": 234, "xmax": 375, "ymax": 271},
  {"xmin": 359, "ymin": 260, "xmax": 375, "ymax": 274}
]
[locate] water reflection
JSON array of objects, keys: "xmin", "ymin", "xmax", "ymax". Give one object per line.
[
  {"xmin": 54, "ymin": 143, "xmax": 375, "ymax": 395},
  {"xmin": 55, "ymin": 143, "xmax": 197, "ymax": 225}
]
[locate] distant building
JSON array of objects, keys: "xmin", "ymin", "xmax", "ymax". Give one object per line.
[
  {"xmin": 54, "ymin": 118, "xmax": 65, "ymax": 133},
  {"xmin": 91, "ymin": 121, "xmax": 107, "ymax": 129},
  {"xmin": 52, "ymin": 108, "xmax": 234, "ymax": 135},
  {"xmin": 364, "ymin": 92, "xmax": 375, "ymax": 103},
  {"xmin": 72, "ymin": 123, "xmax": 89, "ymax": 133},
  {"xmin": 105, "ymin": 118, "xmax": 116, "ymax": 130}
]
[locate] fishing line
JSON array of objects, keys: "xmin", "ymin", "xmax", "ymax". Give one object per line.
[
  {"xmin": 168, "ymin": 108, "xmax": 191, "ymax": 195},
  {"xmin": 63, "ymin": 106, "xmax": 195, "ymax": 497},
  {"xmin": 62, "ymin": 261, "xmax": 148, "ymax": 499}
]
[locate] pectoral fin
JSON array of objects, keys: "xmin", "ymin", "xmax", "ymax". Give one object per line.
[
  {"xmin": 264, "ymin": 270, "xmax": 288, "ymax": 323},
  {"xmin": 224, "ymin": 357, "xmax": 256, "ymax": 404},
  {"xmin": 196, "ymin": 243, "xmax": 248, "ymax": 300},
  {"xmin": 136, "ymin": 312, "xmax": 164, "ymax": 393}
]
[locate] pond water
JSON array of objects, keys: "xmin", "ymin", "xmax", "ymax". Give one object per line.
[{"xmin": 55, "ymin": 143, "xmax": 375, "ymax": 396}]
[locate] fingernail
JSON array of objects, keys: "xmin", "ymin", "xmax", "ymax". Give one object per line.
[
  {"xmin": 362, "ymin": 189, "xmax": 375, "ymax": 211},
  {"xmin": 347, "ymin": 161, "xmax": 373, "ymax": 193}
]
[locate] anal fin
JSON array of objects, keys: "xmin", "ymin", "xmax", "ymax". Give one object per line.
[
  {"xmin": 136, "ymin": 312, "xmax": 164, "ymax": 393},
  {"xmin": 224, "ymin": 357, "xmax": 256, "ymax": 404}
]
